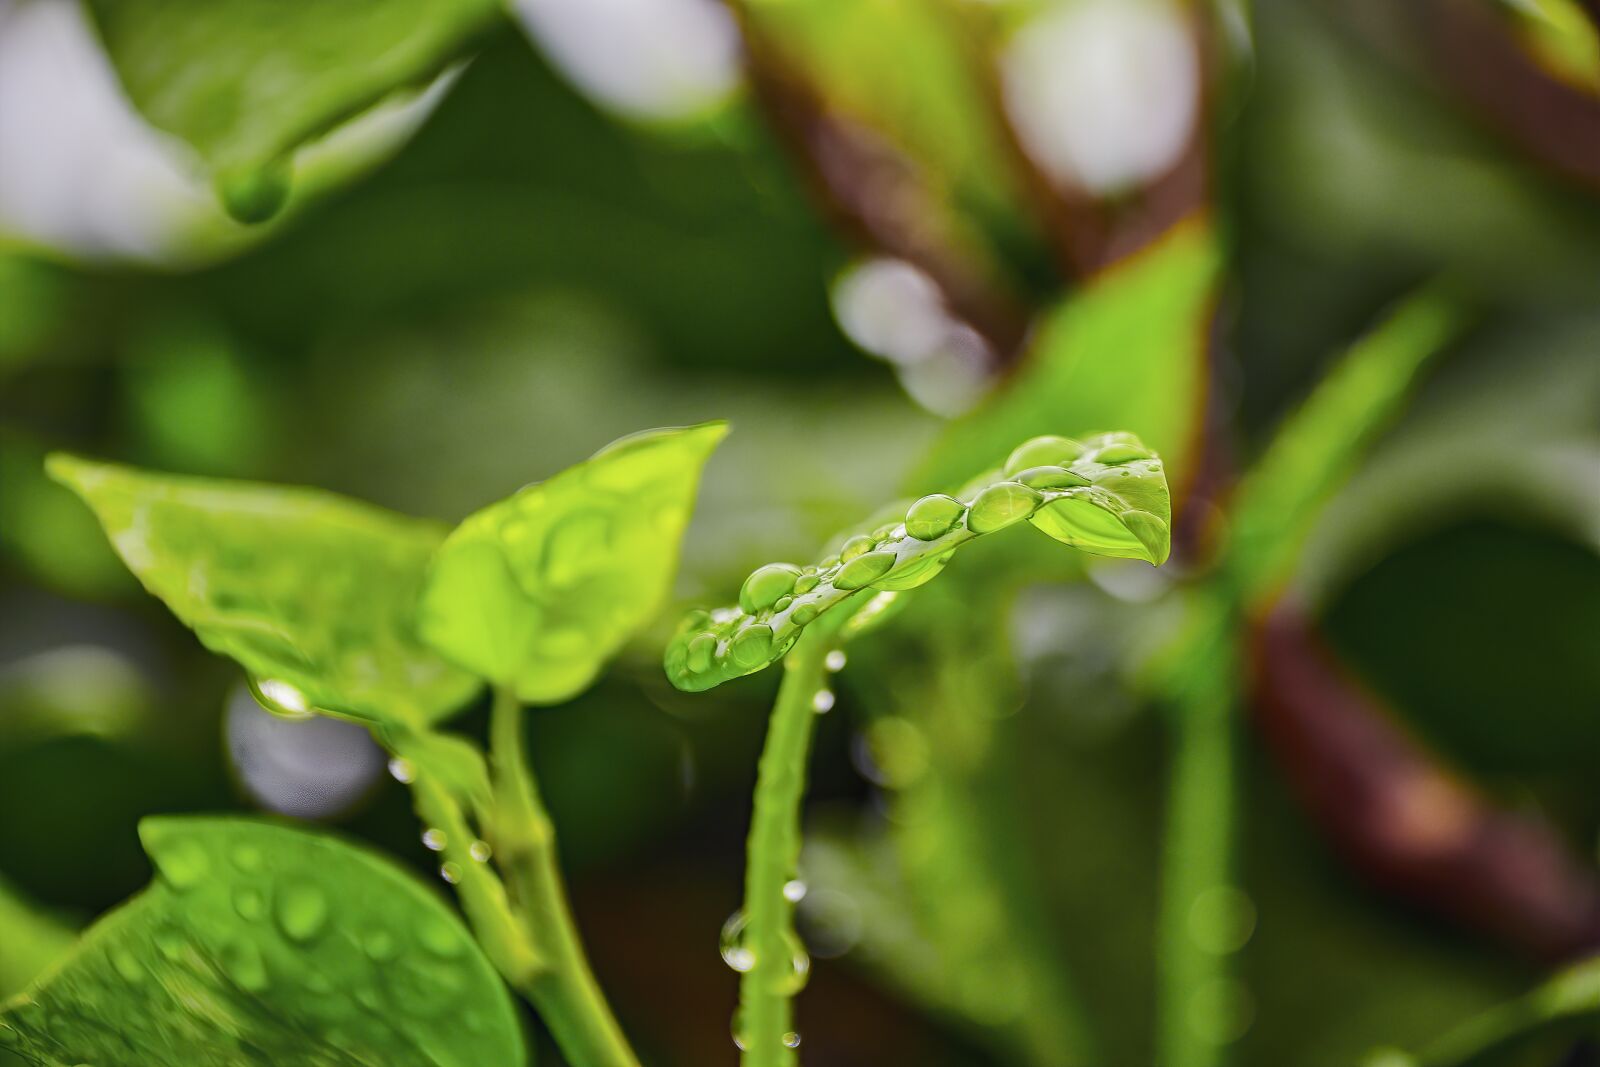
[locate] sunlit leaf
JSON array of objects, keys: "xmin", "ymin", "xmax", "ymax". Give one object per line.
[
  {"xmin": 419, "ymin": 422, "xmax": 727, "ymax": 705},
  {"xmin": 0, "ymin": 817, "xmax": 524, "ymax": 1067},
  {"xmin": 915, "ymin": 219, "xmax": 1220, "ymax": 494},
  {"xmin": 1223, "ymin": 287, "xmax": 1466, "ymax": 604},
  {"xmin": 82, "ymin": 0, "xmax": 502, "ymax": 213},
  {"xmin": 47, "ymin": 455, "xmax": 479, "ymax": 727},
  {"xmin": 665, "ymin": 432, "xmax": 1170, "ymax": 691}
]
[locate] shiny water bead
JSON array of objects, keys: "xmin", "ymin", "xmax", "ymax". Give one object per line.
[
  {"xmin": 904, "ymin": 493, "xmax": 966, "ymax": 541},
  {"xmin": 1015, "ymin": 465, "xmax": 1091, "ymax": 490},
  {"xmin": 838, "ymin": 535, "xmax": 875, "ymax": 562},
  {"xmin": 687, "ymin": 633, "xmax": 718, "ymax": 673},
  {"xmin": 790, "ymin": 602, "xmax": 821, "ymax": 625},
  {"xmin": 871, "ymin": 522, "xmax": 899, "ymax": 541},
  {"xmin": 834, "ymin": 550, "xmax": 897, "ymax": 590},
  {"xmin": 1094, "ymin": 443, "xmax": 1152, "ymax": 464},
  {"xmin": 739, "ymin": 563, "xmax": 803, "ymax": 614},
  {"xmin": 793, "ymin": 572, "xmax": 820, "ymax": 594},
  {"xmin": 966, "ymin": 481, "xmax": 1044, "ymax": 533},
  {"xmin": 1004, "ymin": 435, "xmax": 1086, "ymax": 475},
  {"xmin": 729, "ymin": 624, "xmax": 775, "ymax": 668}
]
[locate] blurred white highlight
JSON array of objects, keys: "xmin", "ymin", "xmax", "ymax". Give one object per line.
[{"xmin": 1000, "ymin": 0, "xmax": 1199, "ymax": 195}]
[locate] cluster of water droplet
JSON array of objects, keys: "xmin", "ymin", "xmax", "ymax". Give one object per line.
[{"xmin": 666, "ymin": 433, "xmax": 1168, "ymax": 692}]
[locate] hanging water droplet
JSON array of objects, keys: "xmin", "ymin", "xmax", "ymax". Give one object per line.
[
  {"xmin": 783, "ymin": 1031, "xmax": 802, "ymax": 1048},
  {"xmin": 812, "ymin": 690, "xmax": 836, "ymax": 714},
  {"xmin": 834, "ymin": 549, "xmax": 896, "ymax": 590},
  {"xmin": 904, "ymin": 493, "xmax": 966, "ymax": 540},
  {"xmin": 720, "ymin": 911, "xmax": 755, "ymax": 973},
  {"xmin": 731, "ymin": 1007, "xmax": 748, "ymax": 1051},
  {"xmin": 740, "ymin": 563, "xmax": 803, "ymax": 614},
  {"xmin": 275, "ymin": 882, "xmax": 330, "ymax": 943},
  {"xmin": 825, "ymin": 650, "xmax": 847, "ymax": 672},
  {"xmin": 469, "ymin": 839, "xmax": 493, "ymax": 863},
  {"xmin": 215, "ymin": 158, "xmax": 291, "ymax": 224},
  {"xmin": 440, "ymin": 862, "xmax": 462, "ymax": 884},
  {"xmin": 783, "ymin": 880, "xmax": 808, "ymax": 903},
  {"xmin": 248, "ymin": 676, "xmax": 313, "ymax": 720},
  {"xmin": 967, "ymin": 481, "xmax": 1044, "ymax": 533},
  {"xmin": 421, "ymin": 828, "xmax": 447, "ymax": 852},
  {"xmin": 387, "ymin": 757, "xmax": 416, "ymax": 784}
]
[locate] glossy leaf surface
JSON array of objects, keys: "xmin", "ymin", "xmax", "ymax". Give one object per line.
[
  {"xmin": 48, "ymin": 455, "xmax": 478, "ymax": 726},
  {"xmin": 0, "ymin": 817, "xmax": 524, "ymax": 1067},
  {"xmin": 665, "ymin": 432, "xmax": 1170, "ymax": 691},
  {"xmin": 420, "ymin": 422, "xmax": 726, "ymax": 704}
]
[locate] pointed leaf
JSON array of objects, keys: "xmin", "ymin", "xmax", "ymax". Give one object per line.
[
  {"xmin": 0, "ymin": 817, "xmax": 525, "ymax": 1067},
  {"xmin": 419, "ymin": 423, "xmax": 727, "ymax": 704},
  {"xmin": 47, "ymin": 455, "xmax": 478, "ymax": 727},
  {"xmin": 665, "ymin": 431, "xmax": 1170, "ymax": 692}
]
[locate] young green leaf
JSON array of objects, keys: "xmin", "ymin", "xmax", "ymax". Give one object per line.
[
  {"xmin": 665, "ymin": 431, "xmax": 1170, "ymax": 692},
  {"xmin": 46, "ymin": 455, "xmax": 479, "ymax": 727},
  {"xmin": 1222, "ymin": 287, "xmax": 1465, "ymax": 605},
  {"xmin": 0, "ymin": 817, "xmax": 524, "ymax": 1067},
  {"xmin": 82, "ymin": 0, "xmax": 502, "ymax": 218},
  {"xmin": 419, "ymin": 422, "xmax": 727, "ymax": 705}
]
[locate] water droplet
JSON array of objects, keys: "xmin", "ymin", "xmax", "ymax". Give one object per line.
[
  {"xmin": 220, "ymin": 938, "xmax": 269, "ymax": 992},
  {"xmin": 720, "ymin": 912, "xmax": 756, "ymax": 973},
  {"xmin": 440, "ymin": 862, "xmax": 462, "ymax": 884},
  {"xmin": 419, "ymin": 917, "xmax": 463, "ymax": 958},
  {"xmin": 274, "ymin": 883, "xmax": 329, "ymax": 943},
  {"xmin": 469, "ymin": 839, "xmax": 493, "ymax": 863},
  {"xmin": 686, "ymin": 632, "xmax": 718, "ymax": 673},
  {"xmin": 838, "ymin": 534, "xmax": 875, "ymax": 562},
  {"xmin": 729, "ymin": 624, "xmax": 775, "ymax": 668},
  {"xmin": 783, "ymin": 880, "xmax": 808, "ymax": 903},
  {"xmin": 1004, "ymin": 435, "xmax": 1086, "ymax": 474},
  {"xmin": 421, "ymin": 828, "xmax": 447, "ymax": 852},
  {"xmin": 793, "ymin": 573, "xmax": 820, "ymax": 594},
  {"xmin": 216, "ymin": 159, "xmax": 291, "ymax": 224},
  {"xmin": 1095, "ymin": 443, "xmax": 1151, "ymax": 464},
  {"xmin": 1015, "ymin": 464, "xmax": 1092, "ymax": 489},
  {"xmin": 233, "ymin": 887, "xmax": 265, "ymax": 921},
  {"xmin": 825, "ymin": 650, "xmax": 847, "ymax": 672},
  {"xmin": 248, "ymin": 676, "xmax": 313, "ymax": 720},
  {"xmin": 387, "ymin": 757, "xmax": 416, "ymax": 784},
  {"xmin": 834, "ymin": 549, "xmax": 896, "ymax": 590},
  {"xmin": 784, "ymin": 1031, "xmax": 802, "ymax": 1048},
  {"xmin": 158, "ymin": 836, "xmax": 210, "ymax": 890},
  {"xmin": 231, "ymin": 844, "xmax": 264, "ymax": 873},
  {"xmin": 871, "ymin": 550, "xmax": 951, "ymax": 591},
  {"xmin": 362, "ymin": 930, "xmax": 399, "ymax": 962},
  {"xmin": 812, "ymin": 690, "xmax": 836, "ymax": 714},
  {"xmin": 966, "ymin": 481, "xmax": 1043, "ymax": 533},
  {"xmin": 731, "ymin": 1007, "xmax": 748, "ymax": 1051},
  {"xmin": 790, "ymin": 602, "xmax": 821, "ymax": 625},
  {"xmin": 110, "ymin": 947, "xmax": 144, "ymax": 984},
  {"xmin": 904, "ymin": 493, "xmax": 966, "ymax": 541},
  {"xmin": 772, "ymin": 595, "xmax": 793, "ymax": 613},
  {"xmin": 740, "ymin": 563, "xmax": 803, "ymax": 614}
]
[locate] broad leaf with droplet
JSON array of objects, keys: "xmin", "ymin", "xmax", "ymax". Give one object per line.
[
  {"xmin": 665, "ymin": 432, "xmax": 1170, "ymax": 692},
  {"xmin": 47, "ymin": 455, "xmax": 479, "ymax": 727},
  {"xmin": 82, "ymin": 0, "xmax": 502, "ymax": 218},
  {"xmin": 419, "ymin": 422, "xmax": 727, "ymax": 705},
  {"xmin": 0, "ymin": 817, "xmax": 525, "ymax": 1067}
]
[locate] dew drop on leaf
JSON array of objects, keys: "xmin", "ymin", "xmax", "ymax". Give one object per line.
[
  {"xmin": 904, "ymin": 493, "xmax": 965, "ymax": 541},
  {"xmin": 1004, "ymin": 435, "xmax": 1086, "ymax": 474},
  {"xmin": 729, "ymin": 625, "xmax": 775, "ymax": 668},
  {"xmin": 274, "ymin": 883, "xmax": 330, "ymax": 943},
  {"xmin": 833, "ymin": 550, "xmax": 896, "ymax": 590},
  {"xmin": 966, "ymin": 481, "xmax": 1044, "ymax": 533},
  {"xmin": 739, "ymin": 563, "xmax": 803, "ymax": 614}
]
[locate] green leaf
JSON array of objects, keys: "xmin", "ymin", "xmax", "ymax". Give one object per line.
[
  {"xmin": 0, "ymin": 817, "xmax": 525, "ymax": 1067},
  {"xmin": 419, "ymin": 423, "xmax": 728, "ymax": 705},
  {"xmin": 915, "ymin": 220, "xmax": 1221, "ymax": 494},
  {"xmin": 82, "ymin": 0, "xmax": 502, "ymax": 211},
  {"xmin": 0, "ymin": 876, "xmax": 75, "ymax": 1000},
  {"xmin": 1223, "ymin": 286, "xmax": 1466, "ymax": 605},
  {"xmin": 46, "ymin": 455, "xmax": 479, "ymax": 727},
  {"xmin": 665, "ymin": 431, "xmax": 1170, "ymax": 691}
]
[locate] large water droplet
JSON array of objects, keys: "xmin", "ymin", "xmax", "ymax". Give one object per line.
[
  {"xmin": 718, "ymin": 912, "xmax": 810, "ymax": 992},
  {"xmin": 248, "ymin": 676, "xmax": 314, "ymax": 720},
  {"xmin": 740, "ymin": 563, "xmax": 803, "ymax": 614},
  {"xmin": 729, "ymin": 624, "xmax": 775, "ymax": 668},
  {"xmin": 686, "ymin": 632, "xmax": 718, "ymax": 673},
  {"xmin": 1004, "ymin": 435, "xmax": 1086, "ymax": 474},
  {"xmin": 274, "ymin": 883, "xmax": 329, "ymax": 943},
  {"xmin": 967, "ymin": 481, "xmax": 1043, "ymax": 533},
  {"xmin": 1015, "ymin": 464, "xmax": 1091, "ymax": 490},
  {"xmin": 1094, "ymin": 443, "xmax": 1152, "ymax": 465},
  {"xmin": 904, "ymin": 493, "xmax": 965, "ymax": 541},
  {"xmin": 834, "ymin": 550, "xmax": 896, "ymax": 590},
  {"xmin": 793, "ymin": 572, "xmax": 820, "ymax": 594}
]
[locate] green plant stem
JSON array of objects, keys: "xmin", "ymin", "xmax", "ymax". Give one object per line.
[
  {"xmin": 739, "ymin": 623, "xmax": 840, "ymax": 1066},
  {"xmin": 488, "ymin": 685, "xmax": 638, "ymax": 1067},
  {"xmin": 1155, "ymin": 601, "xmax": 1240, "ymax": 1067}
]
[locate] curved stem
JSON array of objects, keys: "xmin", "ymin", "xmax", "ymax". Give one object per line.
[
  {"xmin": 738, "ymin": 623, "xmax": 839, "ymax": 1065},
  {"xmin": 489, "ymin": 685, "xmax": 638, "ymax": 1067}
]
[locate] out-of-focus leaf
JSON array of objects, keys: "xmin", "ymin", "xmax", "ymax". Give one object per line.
[
  {"xmin": 0, "ymin": 876, "xmax": 75, "ymax": 999},
  {"xmin": 47, "ymin": 455, "xmax": 479, "ymax": 727},
  {"xmin": 0, "ymin": 438, "xmax": 130, "ymax": 598},
  {"xmin": 0, "ymin": 817, "xmax": 524, "ymax": 1067},
  {"xmin": 82, "ymin": 0, "xmax": 501, "ymax": 211},
  {"xmin": 1500, "ymin": 0, "xmax": 1600, "ymax": 93},
  {"xmin": 419, "ymin": 423, "xmax": 726, "ymax": 705},
  {"xmin": 1223, "ymin": 287, "xmax": 1465, "ymax": 604},
  {"xmin": 916, "ymin": 220, "xmax": 1221, "ymax": 494},
  {"xmin": 666, "ymin": 432, "xmax": 1170, "ymax": 691}
]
